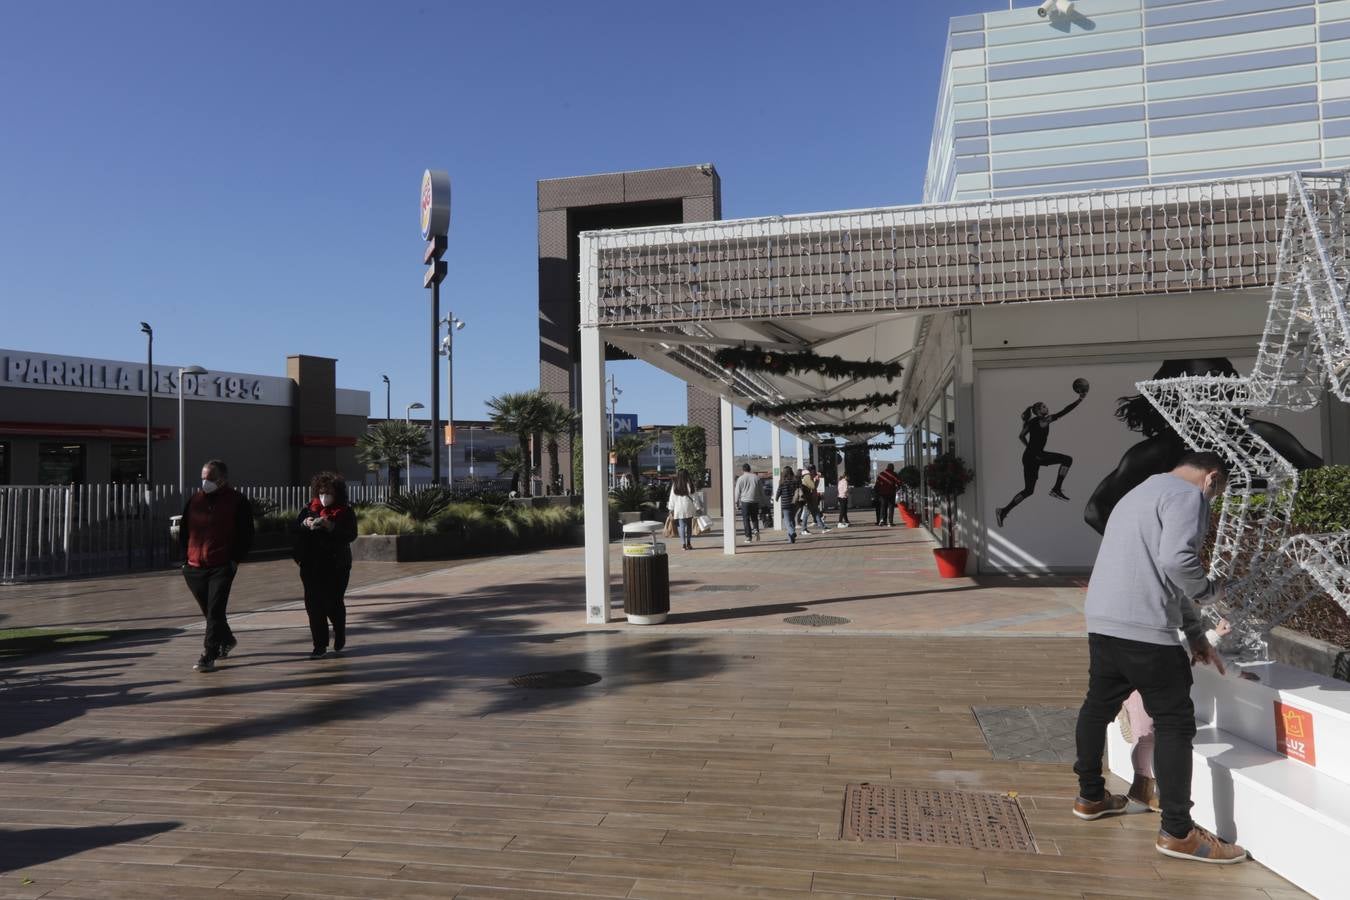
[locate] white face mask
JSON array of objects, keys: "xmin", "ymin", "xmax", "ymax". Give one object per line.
[
  {"xmin": 201, "ymin": 479, "xmax": 219, "ymax": 494},
  {"xmin": 319, "ymin": 493, "xmax": 335, "ymax": 508}
]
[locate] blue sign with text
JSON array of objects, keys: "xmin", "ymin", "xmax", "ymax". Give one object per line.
[{"xmin": 608, "ymin": 413, "xmax": 638, "ymax": 435}]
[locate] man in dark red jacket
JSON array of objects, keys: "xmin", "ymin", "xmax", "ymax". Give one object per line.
[{"xmin": 180, "ymin": 459, "xmax": 254, "ymax": 672}]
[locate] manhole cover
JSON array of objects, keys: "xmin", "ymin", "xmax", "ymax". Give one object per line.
[
  {"xmin": 972, "ymin": 706, "xmax": 1078, "ymax": 763},
  {"xmin": 841, "ymin": 784, "xmax": 1036, "ymax": 853},
  {"xmin": 509, "ymin": 670, "xmax": 601, "ymax": 689},
  {"xmin": 784, "ymin": 614, "xmax": 851, "ymax": 627},
  {"xmin": 695, "ymin": 584, "xmax": 758, "ymax": 592}
]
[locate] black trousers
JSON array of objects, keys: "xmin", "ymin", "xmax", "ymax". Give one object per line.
[
  {"xmin": 1074, "ymin": 633, "xmax": 1197, "ymax": 837},
  {"xmin": 300, "ymin": 565, "xmax": 350, "ymax": 651},
  {"xmin": 838, "ymin": 498, "xmax": 849, "ymax": 524},
  {"xmin": 740, "ymin": 502, "xmax": 760, "ymax": 539},
  {"xmin": 183, "ymin": 563, "xmax": 238, "ymax": 659},
  {"xmin": 879, "ymin": 493, "xmax": 896, "ymax": 525}
]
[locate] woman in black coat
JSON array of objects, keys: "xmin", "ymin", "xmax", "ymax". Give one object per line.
[{"xmin": 293, "ymin": 472, "xmax": 357, "ymax": 659}]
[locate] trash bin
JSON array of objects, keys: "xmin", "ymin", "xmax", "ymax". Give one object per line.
[{"xmin": 621, "ymin": 521, "xmax": 669, "ymax": 625}]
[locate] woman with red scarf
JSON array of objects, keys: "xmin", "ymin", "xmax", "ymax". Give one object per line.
[{"xmin": 292, "ymin": 472, "xmax": 358, "ymax": 659}]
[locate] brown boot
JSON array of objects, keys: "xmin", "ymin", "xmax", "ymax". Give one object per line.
[
  {"xmin": 1156, "ymin": 825, "xmax": 1248, "ymax": 864},
  {"xmin": 1126, "ymin": 774, "xmax": 1158, "ymax": 812},
  {"xmin": 1072, "ymin": 792, "xmax": 1129, "ymax": 820}
]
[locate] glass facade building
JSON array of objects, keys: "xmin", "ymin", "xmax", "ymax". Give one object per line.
[{"xmin": 926, "ymin": 0, "xmax": 1350, "ymax": 203}]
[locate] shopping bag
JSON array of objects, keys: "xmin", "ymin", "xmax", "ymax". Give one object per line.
[
  {"xmin": 695, "ymin": 514, "xmax": 713, "ymax": 534},
  {"xmin": 663, "ymin": 513, "xmax": 677, "ymax": 538}
]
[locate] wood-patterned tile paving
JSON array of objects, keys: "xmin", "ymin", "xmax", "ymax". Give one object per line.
[{"xmin": 0, "ymin": 536, "xmax": 1306, "ymax": 898}]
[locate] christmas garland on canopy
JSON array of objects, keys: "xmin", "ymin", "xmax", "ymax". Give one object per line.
[
  {"xmin": 796, "ymin": 422, "xmax": 896, "ymax": 437},
  {"xmin": 746, "ymin": 391, "xmax": 899, "ymax": 418},
  {"xmin": 713, "ymin": 346, "xmax": 904, "ymax": 382}
]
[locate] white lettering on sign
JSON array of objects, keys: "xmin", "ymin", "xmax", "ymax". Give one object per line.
[{"xmin": 1, "ymin": 351, "xmax": 276, "ymax": 405}]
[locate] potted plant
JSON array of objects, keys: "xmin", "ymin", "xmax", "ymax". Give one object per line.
[
  {"xmin": 897, "ymin": 465, "xmax": 921, "ymax": 526},
  {"xmin": 924, "ymin": 452, "xmax": 974, "ymax": 578}
]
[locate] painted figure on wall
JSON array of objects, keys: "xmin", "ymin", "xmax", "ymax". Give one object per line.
[
  {"xmin": 1083, "ymin": 358, "xmax": 1322, "ymax": 535},
  {"xmin": 996, "ymin": 378, "xmax": 1090, "ymax": 527}
]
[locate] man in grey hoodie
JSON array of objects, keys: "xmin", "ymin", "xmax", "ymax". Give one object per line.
[{"xmin": 1071, "ymin": 451, "xmax": 1247, "ymax": 865}]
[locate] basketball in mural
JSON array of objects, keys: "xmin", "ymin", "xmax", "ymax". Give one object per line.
[{"xmin": 1072, "ymin": 377, "xmax": 1090, "ymax": 396}]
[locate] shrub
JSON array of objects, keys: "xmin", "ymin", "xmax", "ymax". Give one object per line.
[
  {"xmin": 1292, "ymin": 465, "xmax": 1350, "ymax": 532},
  {"xmin": 672, "ymin": 426, "xmax": 707, "ymax": 482},
  {"xmin": 357, "ymin": 507, "xmax": 439, "ymax": 535},
  {"xmin": 610, "ymin": 482, "xmax": 648, "ymax": 512},
  {"xmin": 924, "ymin": 453, "xmax": 974, "ymax": 549},
  {"xmin": 255, "ymin": 508, "xmax": 299, "ymax": 534},
  {"xmin": 385, "ymin": 487, "xmax": 455, "ymax": 521}
]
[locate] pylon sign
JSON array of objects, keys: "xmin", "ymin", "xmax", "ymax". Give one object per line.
[{"xmin": 420, "ymin": 169, "xmax": 450, "ymax": 241}]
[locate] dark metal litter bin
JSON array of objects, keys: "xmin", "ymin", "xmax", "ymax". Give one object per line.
[{"xmin": 622, "ymin": 521, "xmax": 669, "ymax": 625}]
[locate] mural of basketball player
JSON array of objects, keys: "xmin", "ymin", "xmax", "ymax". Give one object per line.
[
  {"xmin": 1083, "ymin": 358, "xmax": 1323, "ymax": 535},
  {"xmin": 996, "ymin": 379, "xmax": 1090, "ymax": 528}
]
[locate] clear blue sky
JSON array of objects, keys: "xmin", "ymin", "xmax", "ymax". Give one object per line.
[{"xmin": 1, "ymin": 0, "xmax": 1001, "ymax": 454}]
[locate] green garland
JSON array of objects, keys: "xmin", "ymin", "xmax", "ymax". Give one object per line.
[
  {"xmin": 714, "ymin": 346, "xmax": 903, "ymax": 382},
  {"xmin": 796, "ymin": 422, "xmax": 896, "ymax": 437},
  {"xmin": 746, "ymin": 391, "xmax": 898, "ymax": 418}
]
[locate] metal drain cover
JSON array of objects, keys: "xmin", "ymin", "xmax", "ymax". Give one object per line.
[
  {"xmin": 973, "ymin": 706, "xmax": 1078, "ymax": 763},
  {"xmin": 509, "ymin": 670, "xmax": 601, "ymax": 689},
  {"xmin": 841, "ymin": 784, "xmax": 1036, "ymax": 853},
  {"xmin": 695, "ymin": 584, "xmax": 758, "ymax": 592},
  {"xmin": 784, "ymin": 614, "xmax": 851, "ymax": 627}
]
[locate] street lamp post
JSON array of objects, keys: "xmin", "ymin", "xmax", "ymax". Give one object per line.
[
  {"xmin": 439, "ymin": 313, "xmax": 465, "ymax": 488},
  {"xmin": 381, "ymin": 374, "xmax": 391, "ymax": 420},
  {"xmin": 404, "ymin": 402, "xmax": 424, "ymax": 487},
  {"xmin": 607, "ymin": 374, "xmax": 621, "ymax": 488},
  {"xmin": 138, "ymin": 322, "xmax": 154, "ymax": 569},
  {"xmin": 178, "ymin": 365, "xmax": 207, "ymax": 497}
]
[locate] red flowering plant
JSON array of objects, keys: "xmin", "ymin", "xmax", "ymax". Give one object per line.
[{"xmin": 923, "ymin": 453, "xmax": 974, "ymax": 549}]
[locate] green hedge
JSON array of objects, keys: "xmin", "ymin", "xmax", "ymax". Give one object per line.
[
  {"xmin": 1292, "ymin": 466, "xmax": 1350, "ymax": 532},
  {"xmin": 357, "ymin": 502, "xmax": 588, "ymax": 551}
]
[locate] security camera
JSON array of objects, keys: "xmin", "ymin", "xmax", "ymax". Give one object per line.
[{"xmin": 1038, "ymin": 0, "xmax": 1073, "ymax": 16}]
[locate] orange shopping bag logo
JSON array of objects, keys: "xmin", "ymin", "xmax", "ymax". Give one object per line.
[{"xmin": 1273, "ymin": 702, "xmax": 1316, "ymax": 766}]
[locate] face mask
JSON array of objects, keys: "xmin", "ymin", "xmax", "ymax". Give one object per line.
[
  {"xmin": 319, "ymin": 493, "xmax": 335, "ymax": 508},
  {"xmin": 201, "ymin": 480, "xmax": 218, "ymax": 494}
]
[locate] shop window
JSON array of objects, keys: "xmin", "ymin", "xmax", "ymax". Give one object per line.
[
  {"xmin": 0, "ymin": 442, "xmax": 9, "ymax": 484},
  {"xmin": 110, "ymin": 444, "xmax": 147, "ymax": 484},
  {"xmin": 38, "ymin": 443, "xmax": 86, "ymax": 485}
]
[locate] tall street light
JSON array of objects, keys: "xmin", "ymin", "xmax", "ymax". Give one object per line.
[
  {"xmin": 440, "ymin": 313, "xmax": 465, "ymax": 487},
  {"xmin": 178, "ymin": 365, "xmax": 207, "ymax": 497},
  {"xmin": 405, "ymin": 401, "xmax": 424, "ymax": 485},
  {"xmin": 138, "ymin": 321, "xmax": 154, "ymax": 569},
  {"xmin": 381, "ymin": 374, "xmax": 391, "ymax": 420}
]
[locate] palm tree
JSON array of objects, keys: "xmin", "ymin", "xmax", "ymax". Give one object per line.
[
  {"xmin": 539, "ymin": 400, "xmax": 577, "ymax": 495},
  {"xmin": 612, "ymin": 433, "xmax": 655, "ymax": 487},
  {"xmin": 356, "ymin": 421, "xmax": 429, "ymax": 495},
  {"xmin": 486, "ymin": 390, "xmax": 550, "ymax": 497},
  {"xmin": 495, "ymin": 447, "xmax": 531, "ymax": 494}
]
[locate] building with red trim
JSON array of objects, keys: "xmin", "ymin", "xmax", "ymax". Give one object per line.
[{"xmin": 0, "ymin": 349, "xmax": 369, "ymax": 486}]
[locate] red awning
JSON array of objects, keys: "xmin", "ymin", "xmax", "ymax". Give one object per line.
[{"xmin": 0, "ymin": 421, "xmax": 173, "ymax": 440}]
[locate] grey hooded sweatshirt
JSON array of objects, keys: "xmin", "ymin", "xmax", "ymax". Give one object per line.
[{"xmin": 1084, "ymin": 473, "xmax": 1216, "ymax": 646}]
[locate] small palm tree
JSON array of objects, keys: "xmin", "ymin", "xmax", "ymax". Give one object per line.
[
  {"xmin": 356, "ymin": 421, "xmax": 429, "ymax": 495},
  {"xmin": 486, "ymin": 390, "xmax": 550, "ymax": 497},
  {"xmin": 539, "ymin": 400, "xmax": 577, "ymax": 495},
  {"xmin": 496, "ymin": 447, "xmax": 532, "ymax": 494},
  {"xmin": 612, "ymin": 433, "xmax": 655, "ymax": 487}
]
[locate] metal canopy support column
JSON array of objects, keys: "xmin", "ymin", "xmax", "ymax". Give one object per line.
[
  {"xmin": 796, "ymin": 436, "xmax": 805, "ymax": 471},
  {"xmin": 771, "ymin": 424, "xmax": 782, "ymax": 530},
  {"xmin": 720, "ymin": 396, "xmax": 735, "ymax": 556},
  {"xmin": 581, "ymin": 324, "xmax": 611, "ymax": 623}
]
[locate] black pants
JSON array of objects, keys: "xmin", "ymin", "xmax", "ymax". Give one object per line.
[
  {"xmin": 741, "ymin": 502, "xmax": 760, "ymax": 540},
  {"xmin": 300, "ymin": 565, "xmax": 350, "ymax": 651},
  {"xmin": 183, "ymin": 563, "xmax": 238, "ymax": 660},
  {"xmin": 1074, "ymin": 633, "xmax": 1197, "ymax": 837},
  {"xmin": 838, "ymin": 498, "xmax": 849, "ymax": 524},
  {"xmin": 879, "ymin": 493, "xmax": 896, "ymax": 525}
]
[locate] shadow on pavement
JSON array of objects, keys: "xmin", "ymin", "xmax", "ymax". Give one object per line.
[{"xmin": 0, "ymin": 821, "xmax": 180, "ymax": 874}]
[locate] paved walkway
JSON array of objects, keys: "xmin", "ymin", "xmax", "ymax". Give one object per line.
[{"xmin": 0, "ymin": 522, "xmax": 1303, "ymax": 898}]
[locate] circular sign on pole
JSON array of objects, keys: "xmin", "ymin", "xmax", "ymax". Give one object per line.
[{"xmin": 420, "ymin": 169, "xmax": 451, "ymax": 241}]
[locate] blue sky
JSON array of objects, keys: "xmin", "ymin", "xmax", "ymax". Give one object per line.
[{"xmin": 1, "ymin": 0, "xmax": 1001, "ymax": 454}]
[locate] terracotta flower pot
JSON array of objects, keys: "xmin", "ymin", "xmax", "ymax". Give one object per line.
[
  {"xmin": 899, "ymin": 509, "xmax": 919, "ymax": 528},
  {"xmin": 933, "ymin": 514, "xmax": 944, "ymax": 531},
  {"xmin": 932, "ymin": 547, "xmax": 968, "ymax": 578}
]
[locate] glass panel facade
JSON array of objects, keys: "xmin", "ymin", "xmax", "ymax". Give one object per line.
[
  {"xmin": 38, "ymin": 443, "xmax": 86, "ymax": 485},
  {"xmin": 110, "ymin": 444, "xmax": 147, "ymax": 484},
  {"xmin": 0, "ymin": 442, "xmax": 8, "ymax": 484}
]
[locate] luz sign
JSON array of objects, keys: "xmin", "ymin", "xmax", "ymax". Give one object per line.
[
  {"xmin": 2, "ymin": 350, "xmax": 284, "ymax": 405},
  {"xmin": 1274, "ymin": 701, "xmax": 1317, "ymax": 766}
]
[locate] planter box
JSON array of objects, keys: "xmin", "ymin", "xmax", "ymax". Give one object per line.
[
  {"xmin": 1269, "ymin": 626, "xmax": 1350, "ymax": 682},
  {"xmin": 352, "ymin": 524, "xmax": 588, "ymax": 563}
]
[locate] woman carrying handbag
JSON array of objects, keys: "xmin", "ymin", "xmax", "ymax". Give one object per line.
[{"xmin": 667, "ymin": 468, "xmax": 700, "ymax": 551}]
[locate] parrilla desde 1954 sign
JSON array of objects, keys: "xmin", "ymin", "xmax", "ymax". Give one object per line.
[{"xmin": 3, "ymin": 352, "xmax": 282, "ymax": 404}]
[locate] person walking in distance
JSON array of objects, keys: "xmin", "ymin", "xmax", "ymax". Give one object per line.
[
  {"xmin": 874, "ymin": 463, "xmax": 901, "ymax": 526},
  {"xmin": 836, "ymin": 471, "xmax": 851, "ymax": 528},
  {"xmin": 777, "ymin": 466, "xmax": 800, "ymax": 544},
  {"xmin": 180, "ymin": 459, "xmax": 254, "ymax": 673},
  {"xmin": 293, "ymin": 472, "xmax": 358, "ymax": 660},
  {"xmin": 734, "ymin": 463, "xmax": 761, "ymax": 544},
  {"xmin": 996, "ymin": 383, "xmax": 1088, "ymax": 527},
  {"xmin": 668, "ymin": 468, "xmax": 699, "ymax": 551},
  {"xmin": 800, "ymin": 464, "xmax": 828, "ymax": 533},
  {"xmin": 1070, "ymin": 452, "xmax": 1246, "ymax": 865}
]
